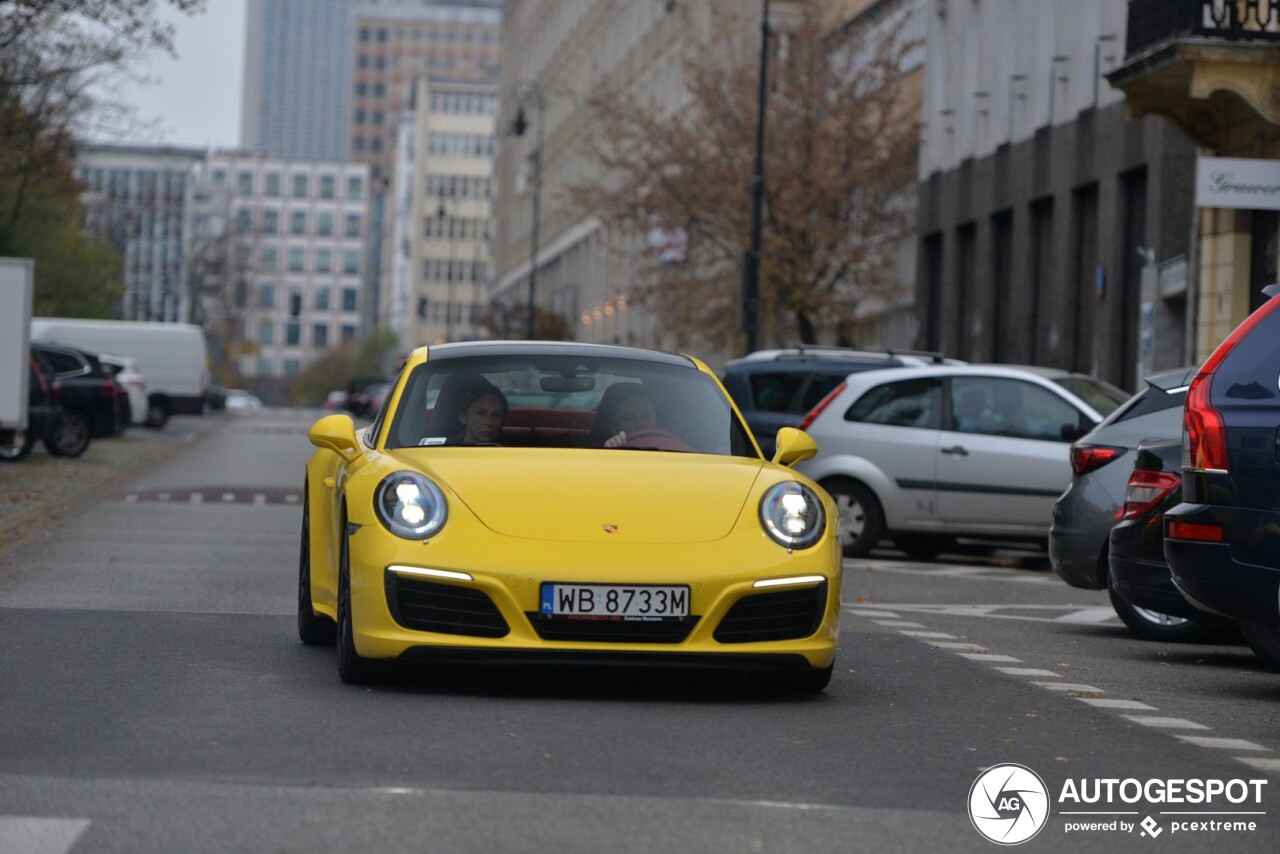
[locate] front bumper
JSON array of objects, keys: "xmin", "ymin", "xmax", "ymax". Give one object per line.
[{"xmin": 346, "ymin": 524, "xmax": 842, "ymax": 670}]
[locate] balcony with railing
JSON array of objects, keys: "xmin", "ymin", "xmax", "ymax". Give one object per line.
[
  {"xmin": 1109, "ymin": 0, "xmax": 1280, "ymax": 150},
  {"xmin": 1127, "ymin": 0, "xmax": 1280, "ymax": 56}
]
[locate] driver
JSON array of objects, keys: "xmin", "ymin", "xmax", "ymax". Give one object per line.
[{"xmin": 603, "ymin": 388, "xmax": 658, "ymax": 448}]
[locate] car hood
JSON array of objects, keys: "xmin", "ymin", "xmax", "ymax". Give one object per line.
[{"xmin": 383, "ymin": 448, "xmax": 765, "ymax": 544}]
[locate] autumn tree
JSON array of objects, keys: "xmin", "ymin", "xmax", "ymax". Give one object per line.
[
  {"xmin": 572, "ymin": 1, "xmax": 920, "ymax": 351},
  {"xmin": 0, "ymin": 0, "xmax": 203, "ymax": 312},
  {"xmin": 483, "ymin": 296, "xmax": 570, "ymax": 341}
]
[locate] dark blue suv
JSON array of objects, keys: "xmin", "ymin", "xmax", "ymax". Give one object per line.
[{"xmin": 1164, "ymin": 286, "xmax": 1280, "ymax": 669}]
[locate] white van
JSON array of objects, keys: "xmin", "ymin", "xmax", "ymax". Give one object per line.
[{"xmin": 30, "ymin": 318, "xmax": 208, "ymax": 428}]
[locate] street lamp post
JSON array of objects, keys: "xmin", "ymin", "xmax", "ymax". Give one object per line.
[
  {"xmin": 741, "ymin": 0, "xmax": 771, "ymax": 355},
  {"xmin": 437, "ymin": 194, "xmax": 457, "ymax": 342},
  {"xmin": 512, "ymin": 80, "xmax": 546, "ymax": 340}
]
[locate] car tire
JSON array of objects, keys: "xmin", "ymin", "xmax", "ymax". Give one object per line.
[
  {"xmin": 0, "ymin": 429, "xmax": 34, "ymax": 462},
  {"xmin": 823, "ymin": 478, "xmax": 884, "ymax": 557},
  {"xmin": 298, "ymin": 494, "xmax": 336, "ymax": 646},
  {"xmin": 1240, "ymin": 621, "xmax": 1280, "ymax": 671},
  {"xmin": 44, "ymin": 410, "xmax": 91, "ymax": 457},
  {"xmin": 1107, "ymin": 585, "xmax": 1220, "ymax": 643},
  {"xmin": 895, "ymin": 535, "xmax": 954, "ymax": 561},
  {"xmin": 145, "ymin": 398, "xmax": 170, "ymax": 429},
  {"xmin": 765, "ymin": 664, "xmax": 834, "ymax": 693},
  {"xmin": 337, "ymin": 513, "xmax": 379, "ymax": 685}
]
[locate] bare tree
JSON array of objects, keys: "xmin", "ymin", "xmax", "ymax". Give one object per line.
[{"xmin": 571, "ymin": 1, "xmax": 920, "ymax": 350}]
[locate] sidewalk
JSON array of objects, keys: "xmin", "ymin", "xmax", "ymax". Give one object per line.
[{"xmin": 0, "ymin": 414, "xmax": 229, "ymax": 550}]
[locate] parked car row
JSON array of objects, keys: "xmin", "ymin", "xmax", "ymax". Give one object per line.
[{"xmin": 3, "ymin": 341, "xmax": 158, "ymax": 462}]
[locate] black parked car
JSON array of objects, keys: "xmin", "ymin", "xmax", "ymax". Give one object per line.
[
  {"xmin": 720, "ymin": 347, "xmax": 958, "ymax": 458},
  {"xmin": 1165, "ymin": 285, "xmax": 1280, "ymax": 669},
  {"xmin": 1109, "ymin": 439, "xmax": 1234, "ymax": 641},
  {"xmin": 0, "ymin": 355, "xmax": 87, "ymax": 460},
  {"xmin": 31, "ymin": 341, "xmax": 129, "ymax": 439}
]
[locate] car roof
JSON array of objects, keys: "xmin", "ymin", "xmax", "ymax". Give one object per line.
[
  {"xmin": 724, "ymin": 346, "xmax": 955, "ymax": 368},
  {"xmin": 838, "ymin": 363, "xmax": 1088, "ymax": 383},
  {"xmin": 416, "ymin": 340, "xmax": 697, "ymax": 369}
]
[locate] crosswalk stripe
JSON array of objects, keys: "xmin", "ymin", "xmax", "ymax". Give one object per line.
[{"xmin": 0, "ymin": 817, "xmax": 90, "ymax": 854}]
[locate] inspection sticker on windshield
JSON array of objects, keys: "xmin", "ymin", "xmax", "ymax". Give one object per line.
[{"xmin": 540, "ymin": 583, "xmax": 689, "ymax": 619}]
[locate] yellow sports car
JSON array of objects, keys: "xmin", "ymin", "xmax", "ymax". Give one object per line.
[{"xmin": 299, "ymin": 341, "xmax": 842, "ymax": 691}]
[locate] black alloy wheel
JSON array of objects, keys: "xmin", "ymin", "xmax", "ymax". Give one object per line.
[
  {"xmin": 145, "ymin": 398, "xmax": 170, "ymax": 429},
  {"xmin": 44, "ymin": 410, "xmax": 91, "ymax": 457},
  {"xmin": 336, "ymin": 512, "xmax": 379, "ymax": 684},
  {"xmin": 0, "ymin": 429, "xmax": 34, "ymax": 462},
  {"xmin": 297, "ymin": 493, "xmax": 336, "ymax": 646},
  {"xmin": 1106, "ymin": 583, "xmax": 1219, "ymax": 643}
]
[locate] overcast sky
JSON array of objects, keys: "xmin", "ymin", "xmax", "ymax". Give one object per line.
[{"xmin": 114, "ymin": 0, "xmax": 247, "ymax": 148}]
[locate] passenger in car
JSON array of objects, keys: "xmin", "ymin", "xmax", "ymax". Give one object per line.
[{"xmin": 425, "ymin": 373, "xmax": 508, "ymax": 444}]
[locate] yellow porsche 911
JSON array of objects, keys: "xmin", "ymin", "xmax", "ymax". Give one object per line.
[{"xmin": 298, "ymin": 341, "xmax": 841, "ymax": 691}]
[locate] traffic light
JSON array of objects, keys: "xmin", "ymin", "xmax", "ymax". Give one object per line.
[{"xmin": 417, "ymin": 296, "xmax": 427, "ymax": 319}]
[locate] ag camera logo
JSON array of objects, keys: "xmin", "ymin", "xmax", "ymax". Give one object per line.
[{"xmin": 968, "ymin": 763, "xmax": 1050, "ymax": 845}]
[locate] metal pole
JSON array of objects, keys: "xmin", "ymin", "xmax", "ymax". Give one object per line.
[
  {"xmin": 740, "ymin": 0, "xmax": 770, "ymax": 355},
  {"xmin": 526, "ymin": 96, "xmax": 544, "ymax": 340}
]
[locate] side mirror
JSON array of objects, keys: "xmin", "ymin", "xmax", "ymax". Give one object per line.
[
  {"xmin": 309, "ymin": 413, "xmax": 360, "ymax": 455},
  {"xmin": 772, "ymin": 427, "xmax": 817, "ymax": 467}
]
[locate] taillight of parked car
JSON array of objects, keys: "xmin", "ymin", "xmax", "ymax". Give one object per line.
[
  {"xmin": 103, "ymin": 378, "xmax": 118, "ymax": 398},
  {"xmin": 797, "ymin": 381, "xmax": 846, "ymax": 431},
  {"xmin": 1120, "ymin": 469, "xmax": 1181, "ymax": 520},
  {"xmin": 1070, "ymin": 444, "xmax": 1124, "ymax": 477},
  {"xmin": 1183, "ymin": 295, "xmax": 1280, "ymax": 472}
]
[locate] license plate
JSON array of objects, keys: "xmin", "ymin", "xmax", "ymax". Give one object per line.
[{"xmin": 539, "ymin": 583, "xmax": 690, "ymax": 619}]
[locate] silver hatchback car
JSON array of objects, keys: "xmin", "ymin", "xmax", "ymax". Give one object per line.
[{"xmin": 796, "ymin": 365, "xmax": 1127, "ymax": 559}]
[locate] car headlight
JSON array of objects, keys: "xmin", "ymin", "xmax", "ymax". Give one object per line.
[
  {"xmin": 374, "ymin": 472, "xmax": 447, "ymax": 539},
  {"xmin": 759, "ymin": 481, "xmax": 825, "ymax": 550}
]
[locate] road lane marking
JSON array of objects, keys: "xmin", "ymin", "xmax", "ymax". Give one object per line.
[
  {"xmin": 1122, "ymin": 716, "xmax": 1210, "ymax": 730},
  {"xmin": 1237, "ymin": 757, "xmax": 1280, "ymax": 772},
  {"xmin": 899, "ymin": 631, "xmax": 956, "ymax": 639},
  {"xmin": 843, "ymin": 603, "xmax": 1121, "ymax": 626},
  {"xmin": 1055, "ymin": 607, "xmax": 1120, "ymax": 624},
  {"xmin": 994, "ymin": 667, "xmax": 1061, "ymax": 677},
  {"xmin": 927, "ymin": 641, "xmax": 987, "ymax": 651},
  {"xmin": 1032, "ymin": 682, "xmax": 1106, "ymax": 692},
  {"xmin": 872, "ymin": 620, "xmax": 926, "ymax": 628},
  {"xmin": 189, "ymin": 493, "xmax": 203, "ymax": 504},
  {"xmin": 958, "ymin": 653, "xmax": 1022, "ymax": 663},
  {"xmin": 841, "ymin": 608, "xmax": 900, "ymax": 618},
  {"xmin": 1175, "ymin": 737, "xmax": 1269, "ymax": 751},
  {"xmin": 1076, "ymin": 698, "xmax": 1158, "ymax": 710},
  {"xmin": 0, "ymin": 817, "xmax": 90, "ymax": 854}
]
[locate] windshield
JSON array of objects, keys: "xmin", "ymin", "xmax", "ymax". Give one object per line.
[
  {"xmin": 1054, "ymin": 377, "xmax": 1129, "ymax": 417},
  {"xmin": 384, "ymin": 353, "xmax": 757, "ymax": 457}
]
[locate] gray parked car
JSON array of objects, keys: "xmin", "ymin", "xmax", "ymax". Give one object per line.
[
  {"xmin": 797, "ymin": 364, "xmax": 1127, "ymax": 559},
  {"xmin": 1048, "ymin": 365, "xmax": 1202, "ymax": 640}
]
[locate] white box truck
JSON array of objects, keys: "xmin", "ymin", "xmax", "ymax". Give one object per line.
[
  {"xmin": 29, "ymin": 317, "xmax": 208, "ymax": 428},
  {"xmin": 1, "ymin": 258, "xmax": 34, "ymax": 456}
]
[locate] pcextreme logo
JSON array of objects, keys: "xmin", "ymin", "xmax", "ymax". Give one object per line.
[{"xmin": 968, "ymin": 763, "xmax": 1050, "ymax": 845}]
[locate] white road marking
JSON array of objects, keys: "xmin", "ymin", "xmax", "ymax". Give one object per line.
[
  {"xmin": 959, "ymin": 653, "xmax": 1022, "ymax": 663},
  {"xmin": 1122, "ymin": 716, "xmax": 1210, "ymax": 730},
  {"xmin": 995, "ymin": 667, "xmax": 1061, "ymax": 677},
  {"xmin": 222, "ymin": 492, "xmax": 235, "ymax": 503},
  {"xmin": 158, "ymin": 492, "xmax": 170, "ymax": 501},
  {"xmin": 872, "ymin": 620, "xmax": 926, "ymax": 628},
  {"xmin": 1175, "ymin": 737, "xmax": 1269, "ymax": 751},
  {"xmin": 189, "ymin": 492, "xmax": 203, "ymax": 504},
  {"xmin": 1055, "ymin": 607, "xmax": 1120, "ymax": 624},
  {"xmin": 899, "ymin": 631, "xmax": 957, "ymax": 639},
  {"xmin": 0, "ymin": 817, "xmax": 90, "ymax": 854},
  {"xmin": 927, "ymin": 641, "xmax": 987, "ymax": 651},
  {"xmin": 1076, "ymin": 698, "xmax": 1158, "ymax": 710},
  {"xmin": 124, "ymin": 494, "xmax": 138, "ymax": 503},
  {"xmin": 842, "ymin": 608, "xmax": 900, "ymax": 618},
  {"xmin": 285, "ymin": 494, "xmax": 299, "ymax": 503},
  {"xmin": 254, "ymin": 493, "xmax": 266, "ymax": 506},
  {"xmin": 1032, "ymin": 682, "xmax": 1105, "ymax": 692},
  {"xmin": 1236, "ymin": 757, "xmax": 1280, "ymax": 772}
]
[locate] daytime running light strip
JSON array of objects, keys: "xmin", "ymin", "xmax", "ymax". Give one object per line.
[
  {"xmin": 753, "ymin": 575, "xmax": 825, "ymax": 589},
  {"xmin": 388, "ymin": 565, "xmax": 474, "ymax": 581}
]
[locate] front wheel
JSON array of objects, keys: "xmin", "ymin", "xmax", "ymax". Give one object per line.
[
  {"xmin": 823, "ymin": 479, "xmax": 884, "ymax": 557},
  {"xmin": 145, "ymin": 398, "xmax": 170, "ymax": 429},
  {"xmin": 45, "ymin": 410, "xmax": 91, "ymax": 457},
  {"xmin": 336, "ymin": 517, "xmax": 379, "ymax": 684},
  {"xmin": 0, "ymin": 429, "xmax": 34, "ymax": 461},
  {"xmin": 1240, "ymin": 621, "xmax": 1280, "ymax": 671},
  {"xmin": 297, "ymin": 495, "xmax": 336, "ymax": 646}
]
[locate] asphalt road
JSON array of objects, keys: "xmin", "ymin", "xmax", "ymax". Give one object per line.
[{"xmin": 0, "ymin": 408, "xmax": 1277, "ymax": 853}]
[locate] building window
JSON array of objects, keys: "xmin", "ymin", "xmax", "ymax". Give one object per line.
[
  {"xmin": 341, "ymin": 324, "xmax": 357, "ymax": 343},
  {"xmin": 291, "ymin": 173, "xmax": 309, "ymax": 198},
  {"xmin": 259, "ymin": 283, "xmax": 275, "ymax": 308},
  {"xmin": 257, "ymin": 320, "xmax": 274, "ymax": 345},
  {"xmin": 344, "ymin": 213, "xmax": 362, "ymax": 237},
  {"xmin": 290, "ymin": 210, "xmax": 307, "ymax": 235},
  {"xmin": 314, "ymin": 287, "xmax": 330, "ymax": 311},
  {"xmin": 286, "ymin": 322, "xmax": 301, "ymax": 346},
  {"xmin": 313, "ymin": 323, "xmax": 329, "ymax": 348},
  {"xmin": 315, "ymin": 248, "xmax": 333, "ymax": 273},
  {"xmin": 341, "ymin": 287, "xmax": 358, "ymax": 312},
  {"xmin": 319, "ymin": 174, "xmax": 335, "ymax": 199},
  {"xmin": 288, "ymin": 246, "xmax": 305, "ymax": 272},
  {"xmin": 235, "ymin": 208, "xmax": 252, "ymax": 234},
  {"xmin": 236, "ymin": 171, "xmax": 253, "ymax": 196},
  {"xmin": 342, "ymin": 249, "xmax": 360, "ymax": 275},
  {"xmin": 211, "ymin": 168, "xmax": 227, "ymax": 185},
  {"xmin": 257, "ymin": 356, "xmax": 273, "ymax": 377},
  {"xmin": 259, "ymin": 246, "xmax": 278, "ymax": 272},
  {"xmin": 283, "ymin": 358, "xmax": 299, "ymax": 377},
  {"xmin": 265, "ymin": 173, "xmax": 281, "ymax": 197},
  {"xmin": 262, "ymin": 209, "xmax": 279, "ymax": 234},
  {"xmin": 317, "ymin": 211, "xmax": 334, "ymax": 236}
]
